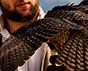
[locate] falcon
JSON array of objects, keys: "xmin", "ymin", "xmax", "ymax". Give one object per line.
[{"xmin": 0, "ymin": 0, "xmax": 88, "ymax": 71}]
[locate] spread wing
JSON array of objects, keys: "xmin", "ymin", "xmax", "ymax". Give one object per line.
[
  {"xmin": 45, "ymin": 0, "xmax": 88, "ymax": 71},
  {"xmin": 0, "ymin": 0, "xmax": 88, "ymax": 71},
  {"xmin": 45, "ymin": 0, "xmax": 88, "ymax": 28},
  {"xmin": 0, "ymin": 17, "xmax": 85, "ymax": 71}
]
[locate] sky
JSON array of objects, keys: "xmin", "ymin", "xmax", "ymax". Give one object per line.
[
  {"xmin": 0, "ymin": 0, "xmax": 83, "ymax": 14},
  {"xmin": 39, "ymin": 0, "xmax": 83, "ymax": 13}
]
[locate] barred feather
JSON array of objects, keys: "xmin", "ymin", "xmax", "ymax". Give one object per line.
[
  {"xmin": 0, "ymin": 17, "xmax": 86, "ymax": 71},
  {"xmin": 0, "ymin": 0, "xmax": 88, "ymax": 71}
]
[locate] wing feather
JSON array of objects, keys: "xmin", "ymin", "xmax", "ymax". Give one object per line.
[{"xmin": 0, "ymin": 0, "xmax": 88, "ymax": 71}]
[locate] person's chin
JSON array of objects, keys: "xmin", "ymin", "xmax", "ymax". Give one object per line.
[{"xmin": 20, "ymin": 11, "xmax": 30, "ymax": 16}]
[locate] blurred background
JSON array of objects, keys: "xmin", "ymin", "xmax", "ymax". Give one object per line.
[{"xmin": 0, "ymin": 0, "xmax": 83, "ymax": 14}]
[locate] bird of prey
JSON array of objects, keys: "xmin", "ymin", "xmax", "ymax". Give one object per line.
[{"xmin": 0, "ymin": 0, "xmax": 88, "ymax": 71}]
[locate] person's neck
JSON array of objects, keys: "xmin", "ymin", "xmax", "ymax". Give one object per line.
[{"xmin": 6, "ymin": 8, "xmax": 40, "ymax": 33}]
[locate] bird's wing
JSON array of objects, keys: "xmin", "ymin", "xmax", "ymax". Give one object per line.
[
  {"xmin": 45, "ymin": 0, "xmax": 88, "ymax": 70},
  {"xmin": 45, "ymin": 0, "xmax": 88, "ymax": 28},
  {"xmin": 0, "ymin": 17, "xmax": 85, "ymax": 71},
  {"xmin": 0, "ymin": 0, "xmax": 88, "ymax": 71},
  {"xmin": 48, "ymin": 29, "xmax": 88, "ymax": 71}
]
